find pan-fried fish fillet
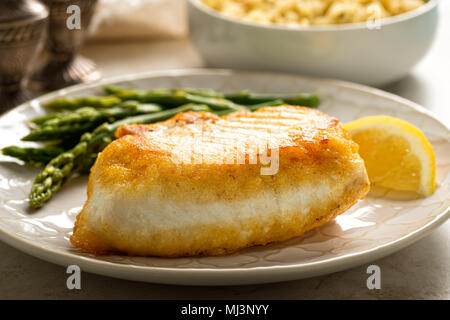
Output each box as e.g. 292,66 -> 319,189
71,105 -> 369,256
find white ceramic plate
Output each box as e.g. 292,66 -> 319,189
0,69 -> 448,286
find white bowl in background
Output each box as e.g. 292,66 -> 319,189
188,0 -> 439,87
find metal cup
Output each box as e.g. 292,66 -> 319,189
30,0 -> 101,91
0,0 -> 48,112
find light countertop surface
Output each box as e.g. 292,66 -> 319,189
0,5 -> 449,300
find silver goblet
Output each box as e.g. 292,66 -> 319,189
0,0 -> 48,113
30,0 -> 101,91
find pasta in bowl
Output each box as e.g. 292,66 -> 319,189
188,0 -> 438,86
200,0 -> 427,27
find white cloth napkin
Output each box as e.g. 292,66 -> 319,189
90,0 -> 187,41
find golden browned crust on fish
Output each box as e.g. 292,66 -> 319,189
71,105 -> 369,256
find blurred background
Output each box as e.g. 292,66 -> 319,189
91,0 -> 187,41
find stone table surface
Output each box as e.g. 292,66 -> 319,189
0,6 -> 449,300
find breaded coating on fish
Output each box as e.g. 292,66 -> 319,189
71,105 -> 369,256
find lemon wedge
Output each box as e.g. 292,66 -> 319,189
345,115 -> 436,197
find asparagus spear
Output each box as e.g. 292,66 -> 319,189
23,101 -> 162,142
214,99 -> 285,116
24,108 -> 106,142
29,113 -> 61,125
184,94 -> 245,111
103,86 -> 245,110
104,87 -> 188,107
28,104 -> 210,208
43,95 -> 122,111
30,100 -> 141,125
1,145 -> 65,167
28,142 -> 88,208
104,86 -> 221,100
224,90 -> 319,108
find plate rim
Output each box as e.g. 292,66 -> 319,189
0,68 -> 449,285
